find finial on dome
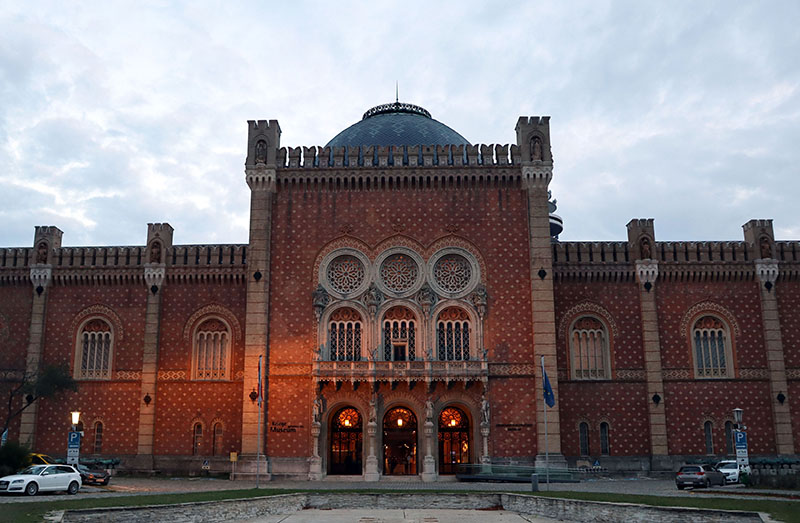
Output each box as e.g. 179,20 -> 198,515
396,81 -> 399,103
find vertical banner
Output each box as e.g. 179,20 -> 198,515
257,354 -> 263,407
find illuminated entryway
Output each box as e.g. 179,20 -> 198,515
438,406 -> 470,474
329,407 -> 362,475
383,407 -> 417,475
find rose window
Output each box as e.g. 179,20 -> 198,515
380,254 -> 418,293
327,255 -> 365,295
433,254 -> 471,293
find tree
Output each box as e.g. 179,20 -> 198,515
2,365 -> 77,439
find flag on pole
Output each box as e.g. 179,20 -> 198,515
542,358 -> 555,408
257,354 -> 263,407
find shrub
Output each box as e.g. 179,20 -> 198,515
0,441 -> 31,477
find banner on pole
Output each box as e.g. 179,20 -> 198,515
257,354 -> 263,407
542,357 -> 555,408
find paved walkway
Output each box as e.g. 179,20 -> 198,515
238,509 -> 557,522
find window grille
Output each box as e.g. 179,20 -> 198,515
328,308 -> 362,361
693,316 -> 731,378
194,319 -> 230,380
570,317 -> 609,379
579,422 -> 590,456
383,307 -> 416,361
436,307 -> 470,361
212,423 -> 223,456
76,319 -> 113,379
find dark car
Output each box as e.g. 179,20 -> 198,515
75,464 -> 110,486
675,464 -> 725,489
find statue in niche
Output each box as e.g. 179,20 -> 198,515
312,285 -> 330,321
425,399 -> 434,422
640,237 -> 651,260
480,395 -> 490,425
369,396 -> 377,424
149,241 -> 161,264
416,283 -> 435,315
35,242 -> 48,264
255,140 -> 267,164
312,396 -> 322,424
365,283 -> 383,317
530,136 -> 543,161
760,236 -> 772,259
471,284 -> 488,318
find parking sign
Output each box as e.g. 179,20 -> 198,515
734,431 -> 747,450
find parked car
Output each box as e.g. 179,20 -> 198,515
715,460 -> 740,483
76,464 -> 111,486
0,464 -> 81,496
675,464 -> 726,489
28,453 -> 58,465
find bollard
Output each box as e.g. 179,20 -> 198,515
531,473 -> 539,492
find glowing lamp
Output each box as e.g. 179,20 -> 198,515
450,419 -> 457,427
344,419 -> 351,427
71,411 -> 81,426
397,418 -> 403,427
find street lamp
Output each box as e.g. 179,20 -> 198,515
71,411 -> 80,430
733,407 -> 743,428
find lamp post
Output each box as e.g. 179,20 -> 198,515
67,411 -> 82,466
732,407 -> 750,475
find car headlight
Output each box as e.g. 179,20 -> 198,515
11,480 -> 23,484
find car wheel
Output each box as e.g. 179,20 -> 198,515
25,482 -> 39,496
67,481 -> 79,495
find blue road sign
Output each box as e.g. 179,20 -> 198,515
735,431 -> 747,450
68,431 -> 81,448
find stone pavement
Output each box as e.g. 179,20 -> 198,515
238,509 -> 557,522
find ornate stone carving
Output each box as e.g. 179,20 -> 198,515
424,399 -> 434,422
470,284 -> 488,319
144,264 -> 165,288
530,136 -> 542,161
30,266 -> 52,291
755,259 -> 779,285
368,395 -> 377,424
364,283 -> 383,317
312,395 -> 322,424
149,241 -> 162,264
312,284 -> 330,321
338,223 -> 354,235
679,301 -> 740,338
759,236 -> 772,259
255,139 -> 267,164
182,304 -> 242,342
35,242 -> 49,264
480,394 -> 490,426
416,283 -> 436,316
635,259 -> 658,288
640,237 -> 652,260
558,301 -> 619,339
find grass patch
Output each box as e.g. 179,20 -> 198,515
2,488 -> 797,523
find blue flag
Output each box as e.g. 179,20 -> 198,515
542,363 -> 555,408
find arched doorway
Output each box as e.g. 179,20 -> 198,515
383,407 -> 417,475
438,406 -> 470,474
329,407 -> 363,475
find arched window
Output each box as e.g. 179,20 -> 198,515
330,407 -> 363,475
579,422 -> 590,456
704,421 -> 714,454
93,422 -> 103,454
192,423 -> 203,456
599,422 -> 610,456
383,307 -> 416,361
212,423 -> 223,456
725,421 -> 734,455
75,319 -> 113,379
193,318 -> 231,380
436,307 -> 470,361
570,317 -> 610,379
692,316 -> 732,378
329,308 -> 363,361
438,407 -> 470,474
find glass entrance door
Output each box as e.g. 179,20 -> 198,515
438,407 -> 470,474
383,407 -> 417,475
329,407 -> 362,475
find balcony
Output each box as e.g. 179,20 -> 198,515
313,357 -> 488,385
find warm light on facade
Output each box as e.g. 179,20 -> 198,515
71,411 -> 81,426
450,419 -> 457,427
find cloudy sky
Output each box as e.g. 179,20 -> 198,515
2,1 -> 799,247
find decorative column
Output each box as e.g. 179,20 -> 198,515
516,116 -> 565,467
364,394 -> 379,481
744,220 -> 795,454
308,421 -> 322,480
421,398 -> 436,482
628,219 -> 669,469
480,391 -> 491,467
134,223 -> 172,470
240,120 -> 279,478
19,226 -> 62,447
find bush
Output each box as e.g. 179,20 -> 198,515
0,441 -> 31,477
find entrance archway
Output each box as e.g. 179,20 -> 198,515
438,406 -> 470,474
329,407 -> 363,475
383,407 -> 417,475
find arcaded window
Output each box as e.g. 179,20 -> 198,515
579,422 -> 590,456
93,422 -> 103,454
704,421 -> 714,454
192,423 -> 203,456
212,423 -> 223,456
329,308 -> 363,361
193,318 -> 231,380
436,307 -> 470,361
599,422 -> 610,456
75,319 -> 113,380
383,307 -> 417,361
569,316 -> 610,379
692,316 -> 732,378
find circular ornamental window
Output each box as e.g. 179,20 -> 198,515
380,254 -> 419,294
327,255 -> 366,295
433,254 -> 472,293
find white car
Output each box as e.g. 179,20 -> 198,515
715,460 -> 750,484
0,464 -> 82,495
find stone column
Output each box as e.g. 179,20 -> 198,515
628,219 -> 669,469
422,418 -> 436,482
744,220 -> 795,454
19,226 -> 63,447
134,223 -> 172,469
516,116 -> 564,466
308,421 -> 322,480
241,120 -> 280,475
364,421 -> 379,481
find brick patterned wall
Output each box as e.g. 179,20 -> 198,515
790,381 -> 800,454
0,284 -> 32,440
489,377 -> 537,457
777,280 -> 800,368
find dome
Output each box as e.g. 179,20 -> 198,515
325,102 -> 470,149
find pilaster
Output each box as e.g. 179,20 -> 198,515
134,223 -> 173,466
19,226 -> 63,447
744,220 -> 794,454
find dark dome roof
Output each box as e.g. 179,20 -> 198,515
325,102 -> 470,148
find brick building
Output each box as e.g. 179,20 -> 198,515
1,101 -> 797,478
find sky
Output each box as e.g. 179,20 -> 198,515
1,1 -> 799,247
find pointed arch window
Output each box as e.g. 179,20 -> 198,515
193,318 -> 231,380
75,319 -> 113,379
692,316 -> 733,378
570,317 -> 610,379
704,421 -> 714,454
436,307 -> 470,361
599,422 -> 610,456
329,308 -> 363,361
579,422 -> 590,456
192,423 -> 203,456
383,306 -> 416,361
212,423 -> 223,456
93,422 -> 103,454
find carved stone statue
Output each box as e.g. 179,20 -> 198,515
417,283 -> 436,315
312,284 -> 330,321
365,283 -> 383,317
35,242 -> 48,264
482,347 -> 489,361
312,396 -> 322,423
531,136 -> 542,161
760,236 -> 771,259
425,399 -> 434,422
480,395 -> 490,425
640,237 -> 651,260
255,140 -> 267,163
471,284 -> 488,318
369,397 -> 377,424
149,241 -> 162,264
